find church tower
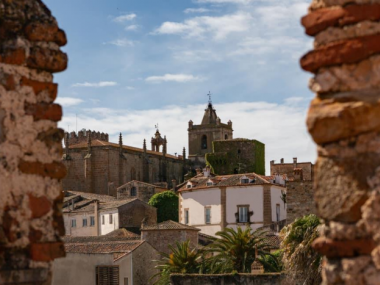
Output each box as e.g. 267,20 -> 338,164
188,97 -> 233,168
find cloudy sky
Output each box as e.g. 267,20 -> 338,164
45,0 -> 316,173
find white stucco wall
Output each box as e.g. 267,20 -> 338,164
227,224 -> 263,232
115,253 -> 132,285
226,185 -> 264,224
180,188 -> 221,227
100,209 -> 119,235
64,212 -> 96,236
271,186 -> 287,222
194,225 -> 222,236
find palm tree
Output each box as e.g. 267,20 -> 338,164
280,214 -> 322,285
206,226 -> 275,273
151,240 -> 204,285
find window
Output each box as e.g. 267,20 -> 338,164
71,219 -> 76,228
109,214 -> 113,224
82,218 -> 87,227
102,215 -> 105,225
130,187 -> 137,196
184,209 -> 189,225
186,184 -> 192,189
206,182 -> 213,186
241,178 -> 249,184
90,216 -> 95,226
201,135 -> 207,149
205,207 -> 211,224
238,206 -> 249,223
225,134 -> 228,140
96,266 -> 119,285
276,204 -> 280,222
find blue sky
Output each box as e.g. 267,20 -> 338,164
46,0 -> 316,172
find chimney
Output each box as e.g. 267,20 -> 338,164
196,168 -> 201,175
293,157 -> 297,168
172,179 -> 177,191
203,166 -> 211,178
71,199 -> 75,211
94,200 -> 99,236
280,158 -> 284,164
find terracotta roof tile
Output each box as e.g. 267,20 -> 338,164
141,220 -> 200,231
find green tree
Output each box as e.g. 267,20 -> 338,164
280,214 -> 321,285
148,191 -> 178,223
206,227 -> 274,273
152,240 -> 204,285
258,250 -> 283,273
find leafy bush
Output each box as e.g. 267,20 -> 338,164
148,191 -> 178,223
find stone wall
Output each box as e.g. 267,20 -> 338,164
117,181 -> 156,203
65,130 -> 109,146
286,180 -> 315,224
0,1 -> 67,284
270,159 -> 314,181
141,229 -> 198,254
118,201 -> 157,228
170,273 -> 284,285
301,1 -> 380,283
132,241 -> 160,285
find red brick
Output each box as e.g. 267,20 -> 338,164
302,4 -> 380,36
300,33 -> 380,73
0,73 -> 16,91
28,194 -> 51,219
28,228 -> 43,243
0,48 -> 26,65
0,20 -> 23,41
30,242 -> 65,261
25,103 -> 62,122
21,77 -> 57,101
27,47 -> 68,73
24,21 -> 67,47
312,237 -> 376,257
18,160 -> 67,180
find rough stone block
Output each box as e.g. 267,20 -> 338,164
30,242 -> 65,262
24,103 -> 62,122
27,47 -> 67,73
28,194 -> 52,219
21,77 -> 58,101
313,237 -> 375,257
18,160 -> 67,180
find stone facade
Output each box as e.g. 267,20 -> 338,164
62,130 -> 186,195
301,1 -> 380,283
0,1 -> 67,284
270,158 -> 314,181
206,139 -> 265,175
188,103 -> 233,168
117,180 -> 166,203
286,179 -> 315,224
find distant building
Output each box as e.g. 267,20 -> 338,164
270,157 -> 314,181
62,129 -> 186,195
63,191 -> 157,236
117,180 -> 166,203
52,236 -> 158,285
178,170 -> 286,237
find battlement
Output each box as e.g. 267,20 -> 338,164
65,129 -> 109,146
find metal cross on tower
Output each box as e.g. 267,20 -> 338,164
207,91 -> 212,104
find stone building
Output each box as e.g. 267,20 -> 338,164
270,157 -> 314,181
188,102 -> 233,168
206,138 -> 265,175
141,220 -> 200,254
62,129 -> 186,196
117,180 -> 166,203
63,191 -> 157,236
178,170 -> 286,237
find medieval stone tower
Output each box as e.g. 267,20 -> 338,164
188,102 -> 233,168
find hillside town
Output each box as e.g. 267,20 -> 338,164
2,0 -> 380,285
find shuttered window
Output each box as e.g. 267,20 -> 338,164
96,266 -> 119,285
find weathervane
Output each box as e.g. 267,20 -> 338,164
207,91 -> 212,104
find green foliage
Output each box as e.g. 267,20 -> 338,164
254,140 -> 265,175
258,250 -> 283,273
148,191 -> 178,223
280,214 -> 322,285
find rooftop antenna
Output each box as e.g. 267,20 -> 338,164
207,91 -> 212,104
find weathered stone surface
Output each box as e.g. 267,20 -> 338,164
25,103 -> 62,122
301,33 -> 380,73
321,221 -> 369,240
302,4 -> 380,36
314,157 -> 369,222
21,77 -> 58,101
310,0 -> 380,11
307,95 -> 380,144
30,242 -> 65,262
313,237 -> 375,257
28,194 -> 51,219
18,160 -> 67,180
341,256 -> 372,285
0,48 -> 26,65
27,47 -> 67,73
24,21 -> 67,46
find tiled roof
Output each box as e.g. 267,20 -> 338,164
68,139 -> 180,160
65,191 -> 117,202
117,180 -> 165,190
63,234 -> 140,244
105,228 -> 140,239
266,234 -> 281,249
141,220 -> 200,231
64,240 -> 144,261
179,173 -> 285,192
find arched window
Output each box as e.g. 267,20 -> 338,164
130,167 -> 136,180
201,135 -> 207,149
225,134 -> 228,140
130,187 -> 137,196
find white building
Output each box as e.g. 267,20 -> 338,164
63,191 -> 157,236
178,172 -> 286,237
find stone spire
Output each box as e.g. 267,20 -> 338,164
182,147 -> 186,160
87,133 -> 92,154
143,139 -> 147,153
163,136 -> 167,156
119,133 -> 123,155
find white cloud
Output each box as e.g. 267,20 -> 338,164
59,100 -> 316,174
103,38 -> 136,47
55,97 -> 84,107
113,13 -> 136,22
145,74 -> 204,83
125,24 -> 139,31
184,8 -> 211,14
154,13 -> 252,40
72,81 -> 117,88
126,86 -> 135,90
